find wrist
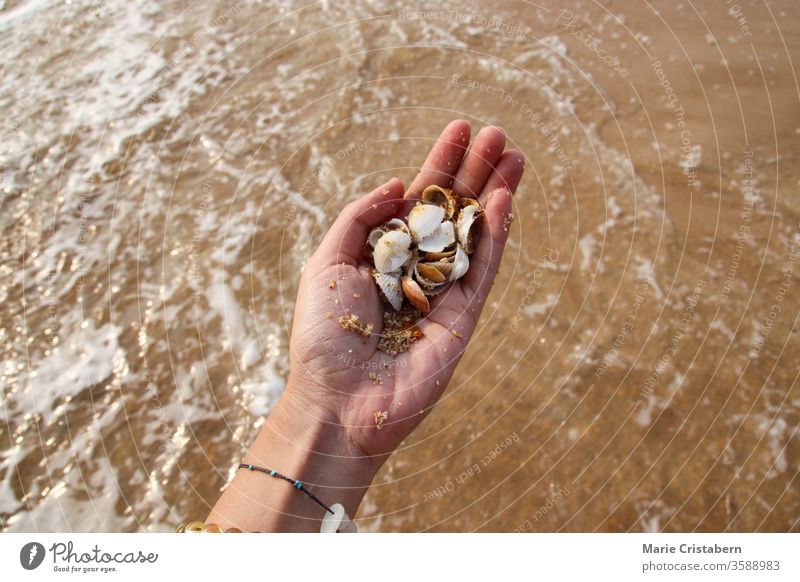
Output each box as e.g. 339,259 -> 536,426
267,381 -> 383,488
208,377 -> 382,532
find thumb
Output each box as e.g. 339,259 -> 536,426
314,177 -> 406,267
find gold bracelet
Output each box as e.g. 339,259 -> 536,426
176,521 -> 242,533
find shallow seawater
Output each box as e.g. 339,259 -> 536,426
0,0 -> 798,532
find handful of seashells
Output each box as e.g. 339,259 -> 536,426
367,185 -> 483,316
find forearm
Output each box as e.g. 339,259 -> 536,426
207,381 -> 381,532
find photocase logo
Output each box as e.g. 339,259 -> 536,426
20,542 -> 46,570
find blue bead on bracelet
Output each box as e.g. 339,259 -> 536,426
238,463 -> 334,515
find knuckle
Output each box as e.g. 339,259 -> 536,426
341,201 -> 360,220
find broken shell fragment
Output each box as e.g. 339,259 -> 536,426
408,203 -> 445,241
373,229 -> 412,273
372,271 -> 404,311
417,220 -> 455,252
459,196 -> 481,209
456,204 -> 483,254
449,244 -> 469,281
401,276 -> 430,314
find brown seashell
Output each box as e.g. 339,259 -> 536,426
401,276 -> 430,314
423,248 -> 456,261
383,218 -> 410,235
428,260 -> 453,279
417,262 -> 447,284
415,273 -> 439,291
458,196 -> 481,209
415,278 -> 437,293
423,281 -> 451,296
422,185 -> 458,219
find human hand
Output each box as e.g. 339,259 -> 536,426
285,119 -> 525,462
209,120 -> 524,531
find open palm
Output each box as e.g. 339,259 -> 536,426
286,120 -> 524,462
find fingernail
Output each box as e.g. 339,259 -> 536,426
480,125 -> 504,136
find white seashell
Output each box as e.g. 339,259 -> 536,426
408,203 -> 445,242
372,271 -> 404,311
403,254 -> 419,280
384,218 -> 410,234
417,220 -> 455,252
368,218 -> 409,248
449,244 -> 469,281
373,230 -> 412,273
368,227 -> 385,248
368,189 -> 485,308
456,204 -> 482,252
321,503 -> 356,533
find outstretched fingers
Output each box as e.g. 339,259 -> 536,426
405,119 -> 471,200
451,125 -> 506,199
314,177 -> 406,267
426,148 -> 524,339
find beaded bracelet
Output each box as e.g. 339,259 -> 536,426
239,463 -> 357,533
177,463 -> 358,533
238,463 -> 335,516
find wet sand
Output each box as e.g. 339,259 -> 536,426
0,0 -> 798,532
